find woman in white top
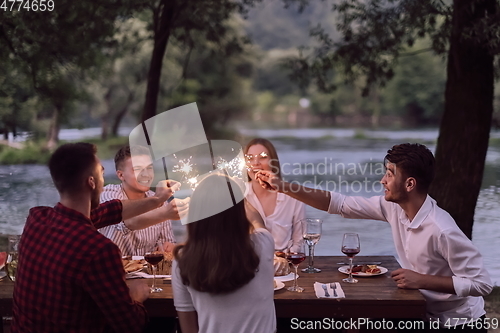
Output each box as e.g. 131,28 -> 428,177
244,138 -> 305,252
172,173 -> 276,333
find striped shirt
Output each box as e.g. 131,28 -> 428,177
98,184 -> 175,256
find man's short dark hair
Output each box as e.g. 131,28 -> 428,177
385,143 -> 435,192
48,142 -> 98,195
114,145 -> 151,171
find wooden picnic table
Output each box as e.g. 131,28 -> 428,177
0,255 -> 426,331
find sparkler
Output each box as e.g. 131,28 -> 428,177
171,148 -> 247,192
172,155 -> 200,190
215,149 -> 246,179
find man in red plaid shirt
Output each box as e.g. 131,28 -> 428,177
11,142 -> 179,333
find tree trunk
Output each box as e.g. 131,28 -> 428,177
429,0 -> 495,239
141,0 -> 177,123
111,91 -> 134,137
46,105 -> 61,150
101,87 -> 114,140
101,114 -> 109,141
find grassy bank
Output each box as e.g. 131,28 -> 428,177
0,136 -> 128,165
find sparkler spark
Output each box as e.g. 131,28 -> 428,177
172,149 -> 246,191
172,156 -> 199,190
215,150 -> 246,179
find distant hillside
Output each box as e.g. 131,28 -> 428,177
242,0 -> 338,50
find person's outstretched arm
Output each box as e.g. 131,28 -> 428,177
255,170 -> 331,211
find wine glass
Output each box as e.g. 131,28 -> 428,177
341,233 -> 360,284
286,242 -> 306,292
144,241 -> 165,293
301,218 -> 323,273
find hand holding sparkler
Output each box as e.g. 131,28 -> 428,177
165,197 -> 190,220
155,179 -> 181,203
254,170 -> 282,192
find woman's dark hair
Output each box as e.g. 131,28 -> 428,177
243,138 -> 281,181
173,174 -> 259,294
48,142 -> 98,195
384,143 -> 435,193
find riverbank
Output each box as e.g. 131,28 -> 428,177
0,136 -> 128,165
2,127 -> 499,165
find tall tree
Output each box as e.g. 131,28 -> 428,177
0,0 -> 144,148
282,0 -> 499,238
140,0 -> 257,122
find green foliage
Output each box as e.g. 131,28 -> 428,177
80,18 -> 152,137
0,60 -> 38,136
158,16 -> 255,138
310,93 -> 340,122
0,136 -> 130,165
84,136 -> 129,160
244,0 -> 338,50
280,0 -> 454,94
252,49 -> 301,96
353,129 -> 367,139
0,0 -> 149,141
382,40 -> 446,125
0,142 -> 51,165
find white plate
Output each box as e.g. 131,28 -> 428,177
274,280 -> 285,291
274,272 -> 298,282
338,265 -> 388,277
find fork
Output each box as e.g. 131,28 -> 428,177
322,284 -> 330,297
330,282 -> 337,297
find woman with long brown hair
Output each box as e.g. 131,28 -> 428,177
172,173 -> 276,333
244,138 -> 305,252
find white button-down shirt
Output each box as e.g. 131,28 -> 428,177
328,192 -> 492,325
246,184 -> 305,252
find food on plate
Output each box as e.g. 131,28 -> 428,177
273,280 -> 277,289
275,251 -> 287,259
145,251 -> 174,275
365,265 -> 381,274
351,265 -> 363,273
273,255 -> 290,276
349,264 -> 381,274
122,258 -> 145,273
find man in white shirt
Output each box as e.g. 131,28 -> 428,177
256,143 -> 492,331
99,145 -> 189,256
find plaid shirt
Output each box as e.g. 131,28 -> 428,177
11,200 -> 148,333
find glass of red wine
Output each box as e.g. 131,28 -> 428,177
145,242 -> 165,293
286,243 -> 306,292
341,233 -> 360,284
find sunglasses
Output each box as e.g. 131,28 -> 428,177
244,151 -> 269,161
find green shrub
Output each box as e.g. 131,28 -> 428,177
0,142 -> 51,165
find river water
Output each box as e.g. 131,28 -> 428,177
1,127 -> 499,285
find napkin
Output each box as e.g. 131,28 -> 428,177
126,271 -> 171,280
314,282 -> 345,299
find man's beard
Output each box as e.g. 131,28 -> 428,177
388,183 -> 409,204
